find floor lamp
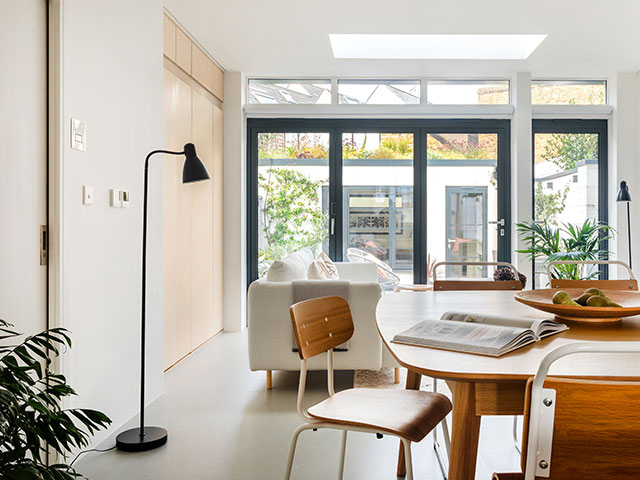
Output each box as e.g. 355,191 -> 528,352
616,180 -> 632,270
116,143 -> 210,452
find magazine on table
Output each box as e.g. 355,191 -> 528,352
391,311 -> 569,357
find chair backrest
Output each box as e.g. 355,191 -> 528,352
546,260 -> 638,291
432,261 -> 523,291
521,342 -> 640,480
289,296 -> 354,360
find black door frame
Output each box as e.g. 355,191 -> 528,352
531,119 -> 609,286
247,118 -> 511,286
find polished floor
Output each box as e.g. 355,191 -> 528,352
77,331 -> 521,479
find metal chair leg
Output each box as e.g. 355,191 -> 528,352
512,416 -> 521,454
285,424 -> 314,480
338,430 -> 347,480
433,378 -> 449,479
401,438 -> 413,480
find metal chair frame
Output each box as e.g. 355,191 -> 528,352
524,341 -> 640,480
285,350 -> 415,480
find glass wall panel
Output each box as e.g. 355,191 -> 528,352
257,132 -> 329,276
338,80 -> 420,105
342,133 -> 414,288
531,80 -> 606,105
426,133 -> 499,280
427,80 -> 510,105
533,131 -> 600,286
248,79 -> 331,104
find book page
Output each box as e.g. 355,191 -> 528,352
441,310 -> 537,330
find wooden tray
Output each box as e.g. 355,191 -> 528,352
514,288 -> 640,323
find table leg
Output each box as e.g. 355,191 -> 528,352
448,381 -> 481,480
396,369 -> 422,477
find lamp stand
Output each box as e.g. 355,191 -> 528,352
116,150 -> 180,452
627,201 -> 632,270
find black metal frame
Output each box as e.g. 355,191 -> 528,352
531,119 -> 609,286
247,118 -> 512,286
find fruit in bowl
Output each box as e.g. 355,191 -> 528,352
552,288 -> 622,308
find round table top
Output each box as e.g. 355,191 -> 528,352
376,291 -> 640,382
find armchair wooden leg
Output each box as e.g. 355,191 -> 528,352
394,367 -> 400,384
266,370 -> 272,390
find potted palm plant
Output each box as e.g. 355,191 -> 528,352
0,319 -> 111,479
516,219 -> 614,281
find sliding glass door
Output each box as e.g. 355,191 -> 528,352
248,120 -> 510,286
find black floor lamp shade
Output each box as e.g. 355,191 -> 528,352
116,143 -> 209,452
616,180 -> 632,270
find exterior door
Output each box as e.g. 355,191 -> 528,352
0,1 -> 48,336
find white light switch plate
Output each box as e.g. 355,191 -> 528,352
71,118 -> 86,151
110,188 -> 122,207
82,185 -> 94,205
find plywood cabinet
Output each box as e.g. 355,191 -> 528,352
164,14 -> 224,102
162,13 -> 225,369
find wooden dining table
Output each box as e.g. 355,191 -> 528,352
376,290 -> 640,480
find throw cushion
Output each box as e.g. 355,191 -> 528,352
308,260 -> 330,280
318,251 -> 339,279
266,247 -> 315,282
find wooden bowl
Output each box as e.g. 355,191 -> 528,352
514,288 -> 640,323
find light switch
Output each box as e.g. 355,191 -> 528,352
110,188 -> 122,207
82,185 -> 94,205
71,118 -> 86,151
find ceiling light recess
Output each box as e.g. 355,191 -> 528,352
329,34 -> 547,60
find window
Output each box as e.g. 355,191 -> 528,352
531,80 -> 606,105
338,80 -> 420,105
426,80 -> 509,105
248,79 -> 331,104
532,120 -> 608,287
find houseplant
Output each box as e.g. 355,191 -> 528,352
516,219 -> 614,280
0,319 -> 111,479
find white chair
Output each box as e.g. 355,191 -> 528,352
285,296 -> 452,480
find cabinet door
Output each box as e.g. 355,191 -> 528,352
190,89 -> 216,347
163,15 -> 176,61
163,69 -> 193,368
212,105 -> 224,334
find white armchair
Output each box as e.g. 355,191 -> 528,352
247,261 -> 399,388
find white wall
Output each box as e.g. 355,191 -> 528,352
222,72 -> 246,331
56,0 -> 164,446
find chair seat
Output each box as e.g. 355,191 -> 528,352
307,388 -> 452,443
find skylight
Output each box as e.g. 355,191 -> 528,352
329,34 -> 547,60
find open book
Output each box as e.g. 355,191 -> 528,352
391,311 -> 569,357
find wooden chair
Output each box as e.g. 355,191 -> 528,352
285,296 -> 452,480
492,341 -> 640,480
433,261 -> 524,291
546,260 -> 637,290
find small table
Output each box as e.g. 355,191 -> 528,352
376,291 -> 640,480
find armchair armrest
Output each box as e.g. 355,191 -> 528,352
335,262 -> 377,282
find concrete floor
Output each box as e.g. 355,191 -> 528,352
76,330 -> 521,479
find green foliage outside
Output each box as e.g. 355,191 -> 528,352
342,134 -> 413,160
258,168 -> 328,274
426,136 -> 496,160
534,182 -> 569,225
0,320 -> 111,480
541,133 -> 598,171
516,219 -> 614,281
258,133 -> 328,160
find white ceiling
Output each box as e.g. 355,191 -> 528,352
165,0 -> 640,78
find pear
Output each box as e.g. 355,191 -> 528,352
553,290 -> 580,306
584,287 -> 606,298
574,293 -> 592,306
586,295 -> 608,307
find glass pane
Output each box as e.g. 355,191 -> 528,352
248,79 -> 331,104
427,80 -> 509,105
531,80 -> 606,105
257,133 -> 329,276
342,133 -> 414,289
533,132 -> 600,286
338,80 -> 420,105
426,133 -> 499,281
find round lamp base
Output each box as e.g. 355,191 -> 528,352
116,426 -> 168,452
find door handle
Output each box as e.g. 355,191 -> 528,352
330,218 -> 335,235
488,218 -> 505,226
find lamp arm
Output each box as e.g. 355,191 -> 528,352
138,148 -> 183,437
